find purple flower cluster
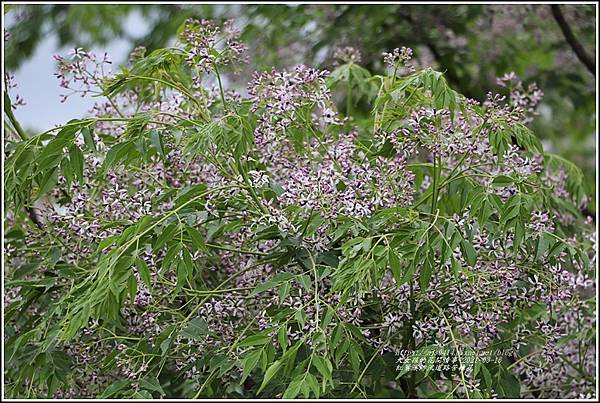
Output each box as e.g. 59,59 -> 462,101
248,64 -> 341,146
332,46 -> 362,65
279,131 -> 415,219
485,73 -> 544,127
502,144 -> 544,176
399,106 -> 487,158
53,49 -> 112,103
382,47 -> 415,73
496,72 -> 544,123
179,18 -> 247,74
4,73 -> 26,109
527,210 -> 554,235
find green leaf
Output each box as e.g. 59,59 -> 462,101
99,379 -> 129,398
12,261 -> 41,279
176,258 -> 190,291
4,91 -> 13,114
238,334 -> 271,347
112,255 -> 135,284
257,360 -> 282,393
513,219 -> 525,252
36,124 -> 78,166
398,261 -> 415,287
348,344 -> 361,376
101,141 -> 135,173
124,112 -> 151,139
278,326 -> 289,352
186,226 -> 206,252
335,338 -> 350,365
294,309 -> 307,328
68,144 -> 84,183
492,175 -> 514,187
388,248 -> 402,283
298,274 -> 312,292
512,123 -> 543,153
312,355 -> 332,380
159,329 -> 175,362
136,257 -> 152,288
251,272 -> 295,296
139,377 -> 165,396
283,376 -> 303,399
149,130 -> 167,158
173,183 -> 208,207
535,233 -> 550,262
501,195 -> 521,227
361,237 -> 372,252
180,317 -> 209,339
451,257 -> 461,277
81,127 -> 97,153
35,167 -> 59,199
127,274 -> 137,304
97,235 -> 119,251
419,248 -> 434,289
162,242 -> 182,272
460,240 -> 477,267
498,370 -> 521,398
61,156 -> 73,187
132,390 -> 153,399
182,247 -> 193,277
241,349 -> 262,383
278,281 -> 291,302
481,364 -> 492,388
46,375 -> 60,398
304,372 -> 320,398
331,324 -> 344,349
322,307 -> 334,329
153,223 -> 180,252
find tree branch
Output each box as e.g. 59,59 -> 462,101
550,5 -> 595,76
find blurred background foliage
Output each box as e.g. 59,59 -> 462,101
4,3 -> 596,209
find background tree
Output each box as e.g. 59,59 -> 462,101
5,4 -> 596,210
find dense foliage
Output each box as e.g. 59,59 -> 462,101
4,4 -> 597,202
3,17 -> 597,399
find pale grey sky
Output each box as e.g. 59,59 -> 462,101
10,11 -> 150,133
